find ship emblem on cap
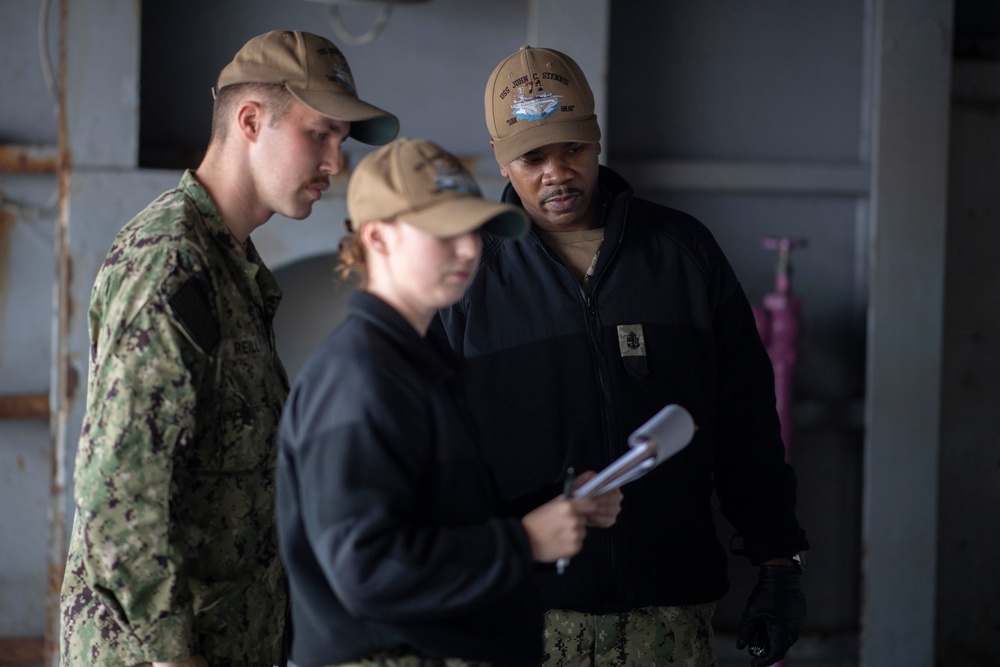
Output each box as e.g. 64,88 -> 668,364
512,89 -> 562,122
429,154 -> 482,197
318,46 -> 357,94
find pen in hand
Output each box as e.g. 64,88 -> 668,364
556,467 -> 575,575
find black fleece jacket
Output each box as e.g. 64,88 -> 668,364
277,291 -> 542,666
439,166 -> 808,614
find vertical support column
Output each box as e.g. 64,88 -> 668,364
862,1 -> 952,665
49,1 -> 142,664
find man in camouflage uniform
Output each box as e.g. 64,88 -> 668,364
60,31 -> 398,667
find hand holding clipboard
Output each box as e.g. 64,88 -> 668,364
556,404 -> 695,575
574,404 -> 696,499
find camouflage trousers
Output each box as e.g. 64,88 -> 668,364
541,604 -> 716,667
326,651 -> 492,667
129,661 -> 270,667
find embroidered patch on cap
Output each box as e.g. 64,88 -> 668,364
617,324 -> 646,357
318,46 -> 357,94
512,90 -> 563,122
428,152 -> 482,196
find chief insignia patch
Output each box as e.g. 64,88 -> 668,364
617,324 -> 646,357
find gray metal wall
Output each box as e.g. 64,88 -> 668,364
607,4 -> 871,662
2,1 -> 995,665
0,0 -> 61,657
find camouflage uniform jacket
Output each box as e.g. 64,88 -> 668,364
60,170 -> 289,667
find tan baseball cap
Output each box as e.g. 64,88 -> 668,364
347,138 -> 529,239
485,45 -> 601,166
217,30 -> 399,146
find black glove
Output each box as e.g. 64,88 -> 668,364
736,564 -> 806,667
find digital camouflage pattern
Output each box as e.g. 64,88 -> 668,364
60,171 -> 289,667
542,605 -> 716,667
328,650 -> 493,667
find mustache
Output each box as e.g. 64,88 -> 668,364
541,188 -> 581,204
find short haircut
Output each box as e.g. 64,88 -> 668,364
210,83 -> 296,144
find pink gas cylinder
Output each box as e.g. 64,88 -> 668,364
752,236 -> 806,461
750,236 -> 806,667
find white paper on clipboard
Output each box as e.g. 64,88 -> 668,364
573,404 -> 695,498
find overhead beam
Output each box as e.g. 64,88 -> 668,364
612,159 -> 871,196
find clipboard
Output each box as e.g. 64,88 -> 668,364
573,404 -> 695,498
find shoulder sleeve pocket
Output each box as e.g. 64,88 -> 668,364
167,277 -> 220,355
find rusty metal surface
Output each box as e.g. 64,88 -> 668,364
45,2 -> 70,664
0,638 -> 45,665
0,145 -> 59,175
0,212 -> 9,338
0,395 -> 50,420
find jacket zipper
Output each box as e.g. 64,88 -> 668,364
531,199 -> 631,600
531,234 -> 616,456
587,201 -> 629,602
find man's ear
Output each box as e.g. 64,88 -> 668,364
236,101 -> 264,142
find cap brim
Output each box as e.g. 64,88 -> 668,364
290,87 -> 400,146
493,115 -> 600,166
402,197 -> 529,239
